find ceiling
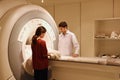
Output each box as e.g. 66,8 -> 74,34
28,0 -> 88,6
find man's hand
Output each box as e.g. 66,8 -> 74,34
72,54 -> 79,57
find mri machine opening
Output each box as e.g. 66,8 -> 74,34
21,19 -> 56,62
0,4 -> 59,80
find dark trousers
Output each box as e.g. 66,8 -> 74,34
34,68 -> 48,80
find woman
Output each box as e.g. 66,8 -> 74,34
31,26 -> 48,80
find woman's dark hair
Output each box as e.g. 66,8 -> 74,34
58,21 -> 68,28
32,26 -> 46,44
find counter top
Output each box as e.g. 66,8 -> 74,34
50,56 -> 120,66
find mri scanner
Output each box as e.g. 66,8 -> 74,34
0,1 -> 59,80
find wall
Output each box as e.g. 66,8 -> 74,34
81,0 -> 113,57
114,0 -> 120,17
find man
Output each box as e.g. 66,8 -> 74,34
58,21 -> 80,57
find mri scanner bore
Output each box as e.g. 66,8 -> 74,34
19,19 -> 56,61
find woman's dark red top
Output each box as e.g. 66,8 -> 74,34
31,39 -> 48,70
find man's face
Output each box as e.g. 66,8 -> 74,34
59,27 -> 67,33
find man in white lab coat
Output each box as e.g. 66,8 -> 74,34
58,21 -> 80,57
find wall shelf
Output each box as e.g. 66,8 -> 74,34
94,18 -> 120,57
94,38 -> 120,41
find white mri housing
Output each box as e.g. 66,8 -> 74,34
0,1 -> 58,80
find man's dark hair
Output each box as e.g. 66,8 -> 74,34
58,21 -> 68,28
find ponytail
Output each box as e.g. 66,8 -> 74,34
32,35 -> 38,44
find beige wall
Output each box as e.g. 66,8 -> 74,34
37,0 -> 120,57
81,0 -> 113,57
114,0 -> 120,17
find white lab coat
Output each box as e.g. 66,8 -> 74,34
58,30 -> 80,56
